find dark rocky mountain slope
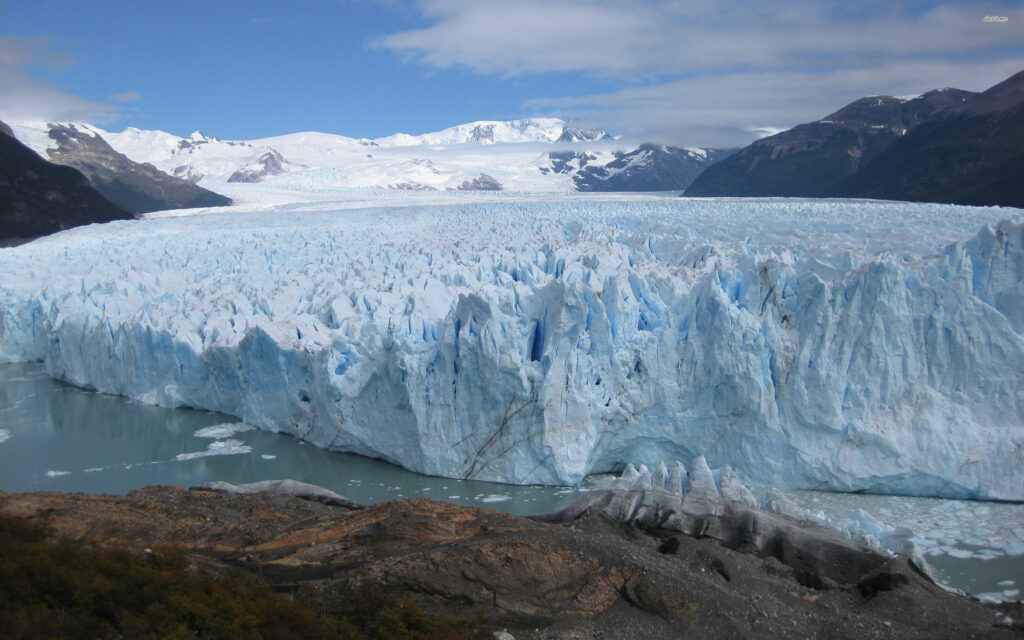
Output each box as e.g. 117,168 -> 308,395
0,121 -> 131,243
45,124 -> 232,213
686,89 -> 975,197
836,69 -> 1024,208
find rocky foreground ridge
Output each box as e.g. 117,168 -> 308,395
1,471 -> 1018,639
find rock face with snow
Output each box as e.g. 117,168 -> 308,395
1,196 -> 1023,500
0,120 -> 131,242
562,144 -> 735,192
557,126 -> 611,143
42,124 -> 232,213
227,149 -> 291,183
453,173 -> 502,191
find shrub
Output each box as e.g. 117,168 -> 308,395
0,514 -> 488,639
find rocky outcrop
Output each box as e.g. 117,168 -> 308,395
0,483 -> 1013,639
227,149 -> 290,183
388,181 -> 437,191
542,145 -> 735,192
539,457 -> 900,586
557,126 -> 611,143
0,120 -> 131,243
45,124 -> 232,213
454,173 -> 503,191
196,479 -> 362,508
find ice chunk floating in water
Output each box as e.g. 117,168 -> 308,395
175,439 -> 253,461
1,195 -> 1024,498
193,422 -> 256,439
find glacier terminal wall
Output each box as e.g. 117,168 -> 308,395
1,196 -> 1023,499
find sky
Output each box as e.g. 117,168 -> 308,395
1,0 -> 1022,147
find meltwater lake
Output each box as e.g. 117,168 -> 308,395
1,361 -> 1021,602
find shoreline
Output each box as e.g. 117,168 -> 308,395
1,483 -> 1019,638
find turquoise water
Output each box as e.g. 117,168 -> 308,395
0,362 -> 591,514
1,361 -> 1021,600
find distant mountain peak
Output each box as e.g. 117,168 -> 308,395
557,126 -> 611,143
373,117 -> 568,147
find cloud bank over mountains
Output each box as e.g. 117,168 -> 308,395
1,1 -> 1021,146
375,0 -> 1024,145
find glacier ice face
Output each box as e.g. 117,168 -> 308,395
1,194 -> 1024,499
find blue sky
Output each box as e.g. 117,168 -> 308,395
1,0 -> 1022,146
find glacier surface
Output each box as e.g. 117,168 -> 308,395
2,194 -> 1024,499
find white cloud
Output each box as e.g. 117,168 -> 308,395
0,35 -> 117,124
111,90 -> 142,103
376,0 -> 1024,144
0,35 -> 75,70
527,58 -> 1024,147
376,1 -> 1024,76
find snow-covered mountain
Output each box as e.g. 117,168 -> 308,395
371,117 -> 570,147
8,118 -> 724,194
6,122 -> 231,214
0,120 -> 132,241
542,144 -> 735,192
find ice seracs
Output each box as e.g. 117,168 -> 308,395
1,195 -> 1023,499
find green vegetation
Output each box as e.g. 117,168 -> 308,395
333,579 -> 488,640
0,514 -> 488,640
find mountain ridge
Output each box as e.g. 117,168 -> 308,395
0,120 -> 132,242
835,69 -> 1024,207
685,68 -> 1024,207
685,88 -> 975,197
10,117 -> 725,193
44,124 -> 233,213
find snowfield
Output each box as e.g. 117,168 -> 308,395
2,193 -> 1023,498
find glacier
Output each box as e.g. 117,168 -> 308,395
2,194 -> 1024,499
